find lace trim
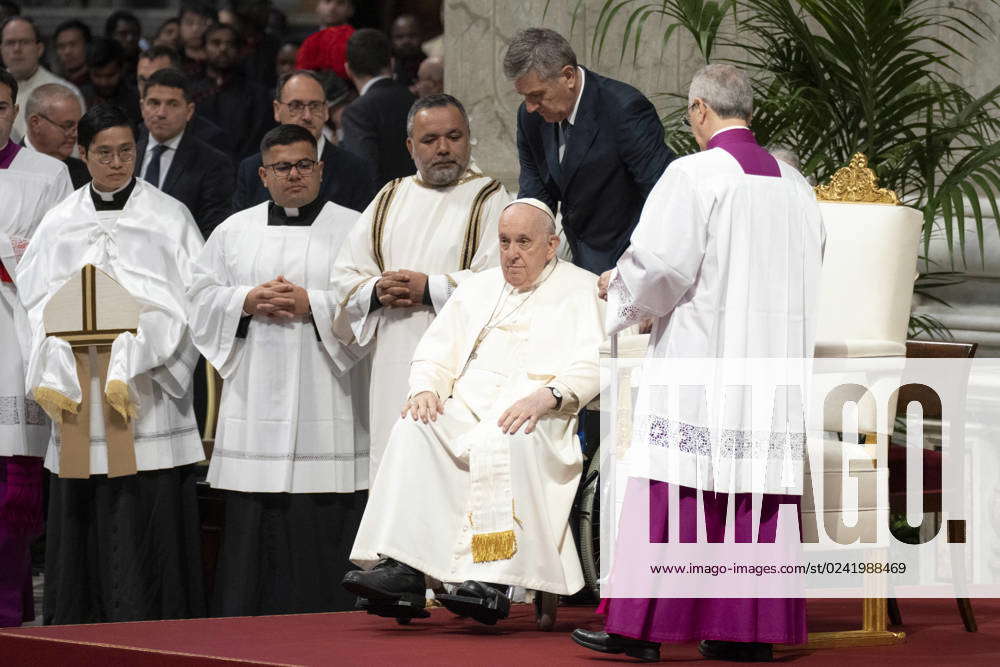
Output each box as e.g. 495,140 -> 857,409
638,414 -> 805,460
610,272 -> 651,325
214,448 -> 370,462
0,396 -> 48,426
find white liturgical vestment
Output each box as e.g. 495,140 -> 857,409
350,260 -> 604,594
0,148 -> 72,457
16,179 -> 205,474
187,201 -> 370,493
332,168 -> 510,476
606,135 -> 824,495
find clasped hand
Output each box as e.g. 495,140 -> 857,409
376,269 -> 428,308
243,275 -> 310,319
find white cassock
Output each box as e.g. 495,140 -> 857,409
350,260 -> 604,595
187,201 -> 370,493
606,141 -> 825,495
16,179 -> 205,474
333,167 -> 510,476
1,148 -> 73,457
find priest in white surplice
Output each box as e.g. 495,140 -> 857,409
188,124 -> 370,615
332,93 -> 510,477
343,200 -> 604,626
16,104 -> 206,625
572,64 -> 825,663
0,68 -> 73,628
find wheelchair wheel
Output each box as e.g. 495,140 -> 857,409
576,448 -> 601,598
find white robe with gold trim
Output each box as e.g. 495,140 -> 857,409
332,170 -> 509,477
16,179 -> 205,474
350,261 -> 604,594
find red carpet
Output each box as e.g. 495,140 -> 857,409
1,599 -> 998,665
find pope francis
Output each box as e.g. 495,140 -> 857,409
343,199 -> 604,625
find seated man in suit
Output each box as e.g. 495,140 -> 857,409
342,28 -> 416,188
137,67 -> 234,239
233,69 -> 375,213
503,28 -> 674,274
22,83 -> 90,188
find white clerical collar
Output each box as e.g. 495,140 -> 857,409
709,125 -> 750,140
92,179 -> 132,201
149,128 -> 184,152
566,67 -> 586,127
283,206 -> 300,217
23,134 -> 37,152
360,75 -> 391,96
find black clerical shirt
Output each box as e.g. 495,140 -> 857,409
237,196 -> 326,340
90,179 -> 137,211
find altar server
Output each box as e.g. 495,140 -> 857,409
189,123 -> 369,615
0,68 -> 72,628
332,93 -> 509,476
17,104 -> 206,624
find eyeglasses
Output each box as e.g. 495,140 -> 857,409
262,158 -> 317,178
36,112 -> 77,135
91,146 -> 136,165
280,100 -> 325,116
682,101 -> 700,127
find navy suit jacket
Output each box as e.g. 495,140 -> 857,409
137,128 -> 236,239
516,67 -> 674,273
233,140 -> 377,214
340,77 -> 416,189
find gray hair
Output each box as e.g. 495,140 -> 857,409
688,63 -> 753,122
406,93 -> 469,137
769,146 -> 799,170
25,83 -> 80,118
502,27 -> 577,81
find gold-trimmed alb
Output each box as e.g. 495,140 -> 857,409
371,178 -> 403,272
814,153 -> 899,205
460,179 -> 502,270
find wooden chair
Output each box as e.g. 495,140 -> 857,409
886,339 -> 978,632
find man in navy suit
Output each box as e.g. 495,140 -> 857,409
136,67 -> 234,239
504,28 -> 674,274
233,70 -> 376,213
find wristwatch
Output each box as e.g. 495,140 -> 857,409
547,386 -> 563,410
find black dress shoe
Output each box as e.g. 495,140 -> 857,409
571,628 -> 661,662
436,580 -> 511,625
698,640 -> 773,662
341,558 -> 429,620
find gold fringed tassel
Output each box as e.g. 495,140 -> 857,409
105,380 -> 137,421
471,529 -> 517,563
33,387 -> 79,424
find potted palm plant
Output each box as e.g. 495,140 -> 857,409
587,0 -> 1000,337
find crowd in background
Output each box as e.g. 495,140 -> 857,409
0,0 -> 446,239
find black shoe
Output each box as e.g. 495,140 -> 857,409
570,628 -> 661,662
698,640 -> 773,662
341,558 -> 429,620
436,580 -> 511,625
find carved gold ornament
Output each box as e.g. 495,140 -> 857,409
814,153 -> 899,205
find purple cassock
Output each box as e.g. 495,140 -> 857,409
599,127 -> 806,645
0,140 -> 45,627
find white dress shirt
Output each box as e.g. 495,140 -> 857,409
141,129 -> 184,187
558,67 -> 586,163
